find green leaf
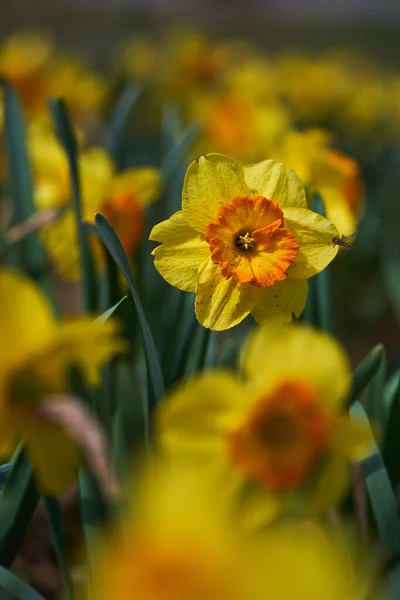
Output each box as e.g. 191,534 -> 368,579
161,122 -> 200,183
50,98 -> 97,312
302,192 -> 333,332
347,344 -> 385,407
108,85 -> 142,169
96,296 -> 127,323
0,80 -> 44,275
44,496 -> 74,599
0,450 -> 39,567
364,346 -> 387,426
0,566 -> 45,599
382,374 -> 400,492
94,214 -> 165,414
351,401 -> 400,559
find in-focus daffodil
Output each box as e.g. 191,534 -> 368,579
0,268 -> 124,494
150,153 -> 339,331
29,128 -> 161,279
157,324 -> 369,520
274,129 -> 363,235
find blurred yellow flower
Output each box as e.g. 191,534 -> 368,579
94,458 -> 359,600
157,324 -> 369,520
194,91 -> 290,163
0,31 -> 53,115
150,153 -> 338,331
43,55 -> 109,116
0,268 -> 124,494
113,36 -> 160,82
275,129 -> 363,235
276,53 -> 350,122
29,128 -> 161,279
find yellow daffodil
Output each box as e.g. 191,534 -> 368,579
193,91 -> 290,163
156,324 -> 369,521
93,459 -> 256,600
0,31 -> 53,115
29,128 -> 161,279
0,268 -> 124,494
113,36 -> 160,82
274,129 -> 363,235
150,153 -> 339,331
43,55 -> 109,116
93,458 -> 366,600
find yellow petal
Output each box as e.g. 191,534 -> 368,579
329,415 -> 371,460
284,206 -> 339,278
80,147 -> 115,218
242,324 -> 351,409
157,372 -> 245,457
195,259 -> 261,331
305,455 -> 350,517
150,211 -> 210,292
31,317 -> 126,389
23,418 -> 81,495
0,268 -> 54,370
322,187 -> 357,237
243,160 -> 307,208
251,278 -> 308,325
182,154 -> 251,233
107,167 -> 162,206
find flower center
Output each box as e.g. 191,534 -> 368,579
102,190 -> 144,253
235,231 -> 256,251
226,380 -> 332,491
205,195 -> 298,288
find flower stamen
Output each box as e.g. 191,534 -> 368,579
235,232 -> 256,251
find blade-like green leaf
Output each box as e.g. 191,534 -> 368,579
44,496 -> 74,599
302,192 -> 333,332
364,346 -> 387,426
348,344 -> 386,407
50,98 -> 97,312
0,450 -> 39,567
382,375 -> 400,491
0,565 -> 45,599
351,401 -> 400,559
0,80 -> 44,274
108,85 -> 142,169
94,213 -> 165,413
96,296 -> 127,323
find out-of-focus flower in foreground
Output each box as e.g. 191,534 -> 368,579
150,153 -> 339,330
0,268 -> 124,493
29,127 -> 161,279
93,459 -> 365,600
274,129 -> 363,235
157,324 -> 369,522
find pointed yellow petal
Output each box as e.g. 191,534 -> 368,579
329,415 -> 371,460
195,259 -> 261,331
242,324 -> 351,409
243,160 -> 307,208
305,456 -> 350,516
150,211 -> 210,292
251,278 -> 308,325
31,317 -> 125,389
322,187 -> 357,237
0,268 -> 54,369
157,372 -> 245,457
182,154 -> 251,233
284,207 -> 339,278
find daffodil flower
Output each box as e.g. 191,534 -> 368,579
29,128 -> 161,280
94,459 -> 363,600
150,153 -> 339,331
0,268 -> 125,494
156,324 -> 370,521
